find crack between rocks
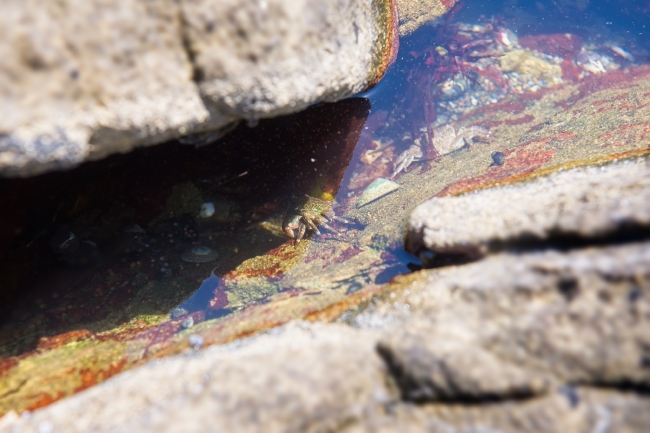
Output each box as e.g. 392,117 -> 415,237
422,226 -> 650,270
176,3 -> 203,85
374,341 -> 650,407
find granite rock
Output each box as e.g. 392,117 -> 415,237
357,243 -> 650,402
0,0 -> 461,177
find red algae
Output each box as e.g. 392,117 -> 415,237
561,59 -> 582,82
478,64 -> 509,89
0,358 -> 18,377
599,122 -> 650,147
440,0 -> 458,9
504,114 -> 535,126
25,391 -> 66,412
208,282 -> 229,310
571,66 -> 650,104
437,137 -> 556,197
591,93 -> 629,106
74,359 -> 128,392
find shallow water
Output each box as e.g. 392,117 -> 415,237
1,0 -> 650,415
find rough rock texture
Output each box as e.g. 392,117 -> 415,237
406,159 -> 650,259
1,323 -> 392,433
0,0 -> 214,177
0,0 -> 418,177
370,243 -> 650,401
395,0 -> 458,36
182,0 -> 396,118
4,243 -> 650,432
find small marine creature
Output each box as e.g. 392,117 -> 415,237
490,151 -> 505,166
356,178 -> 400,208
360,139 -> 393,165
282,195 -> 352,243
392,125 -> 490,177
610,46 -> 634,62
392,141 -> 424,178
181,316 -> 194,329
181,246 -> 219,263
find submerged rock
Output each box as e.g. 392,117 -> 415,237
500,49 -> 563,83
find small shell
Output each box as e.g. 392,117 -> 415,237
491,151 -> 506,166
181,246 -> 219,263
356,178 -> 400,208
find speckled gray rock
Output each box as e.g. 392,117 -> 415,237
0,0 -> 411,178
406,159 -> 650,259
355,242 -> 650,402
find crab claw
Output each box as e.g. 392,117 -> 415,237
283,226 -> 295,239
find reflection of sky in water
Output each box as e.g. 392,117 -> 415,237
178,273 -> 220,314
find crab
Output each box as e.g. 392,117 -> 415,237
392,125 -> 490,177
282,195 -> 352,243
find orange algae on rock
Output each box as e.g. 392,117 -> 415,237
36,330 -> 93,351
368,0 -> 401,87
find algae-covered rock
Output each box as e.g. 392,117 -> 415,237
500,49 -> 562,83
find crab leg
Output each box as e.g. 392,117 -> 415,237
295,223 -> 307,243
299,212 -> 322,235
315,220 -> 348,241
329,215 -> 352,224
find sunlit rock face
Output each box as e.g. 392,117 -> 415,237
0,0 -> 456,178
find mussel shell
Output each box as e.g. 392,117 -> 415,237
356,178 -> 400,208
181,246 -> 219,263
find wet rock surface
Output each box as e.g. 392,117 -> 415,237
2,3 -> 650,429
4,242 -> 650,432
371,243 -> 650,401
406,159 -> 650,260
